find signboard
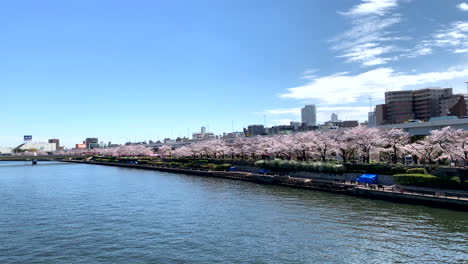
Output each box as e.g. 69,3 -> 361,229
75,144 -> 87,149
24,135 -> 32,141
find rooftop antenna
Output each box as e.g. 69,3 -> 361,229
465,81 -> 468,95
368,96 -> 373,112
263,115 -> 266,127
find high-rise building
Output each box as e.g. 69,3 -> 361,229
85,138 -> 99,149
301,105 -> 316,126
331,113 -> 338,122
48,139 -> 60,150
385,90 -> 414,124
245,125 -> 265,136
375,104 -> 387,126
412,88 -> 452,121
368,112 -> 376,127
380,87 -> 456,124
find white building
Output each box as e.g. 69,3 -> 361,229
0,147 -> 12,154
301,105 -> 317,126
192,126 -> 215,141
331,113 -> 338,122
16,142 -> 57,152
290,121 -> 301,130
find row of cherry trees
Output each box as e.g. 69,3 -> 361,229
13,144 -> 153,157
14,126 -> 467,165
171,126 -> 468,165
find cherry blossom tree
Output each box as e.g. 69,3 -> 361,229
406,136 -> 443,164
307,131 -> 333,162
329,130 -> 356,163
157,145 -> 173,157
381,128 -> 410,163
430,126 -> 468,164
345,126 -> 381,163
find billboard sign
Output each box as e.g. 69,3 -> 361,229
75,144 -> 87,149
24,135 -> 32,141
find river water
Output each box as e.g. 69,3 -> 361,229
0,161 -> 466,263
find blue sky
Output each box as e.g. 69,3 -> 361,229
1,0 -> 468,147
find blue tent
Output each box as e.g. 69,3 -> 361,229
356,174 -> 378,184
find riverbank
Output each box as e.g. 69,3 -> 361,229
66,160 -> 468,211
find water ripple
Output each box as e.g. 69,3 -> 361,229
0,161 -> 466,264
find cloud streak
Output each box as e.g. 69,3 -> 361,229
340,0 -> 398,16
331,0 -> 401,67
458,3 -> 468,11
280,67 -> 468,105
412,21 -> 468,55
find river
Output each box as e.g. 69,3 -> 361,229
0,161 -> 466,263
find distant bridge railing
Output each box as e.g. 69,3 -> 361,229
0,155 -> 82,161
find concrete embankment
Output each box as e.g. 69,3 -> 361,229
66,160 -> 468,211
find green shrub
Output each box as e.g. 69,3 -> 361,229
169,162 -> 181,167
451,176 -> 461,184
393,174 -> 437,186
406,168 -> 427,174
394,174 -> 468,190
255,159 -> 345,174
204,163 -> 216,170
215,164 -> 232,171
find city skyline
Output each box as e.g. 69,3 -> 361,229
1,0 -> 468,147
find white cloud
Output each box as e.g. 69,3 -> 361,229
302,69 -> 320,80
338,43 -> 396,65
455,48 -> 468,53
332,1 -> 402,66
458,3 -> 468,11
280,67 -> 468,105
341,0 -> 398,16
413,21 -> 468,55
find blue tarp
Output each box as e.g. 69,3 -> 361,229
356,174 -> 378,184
